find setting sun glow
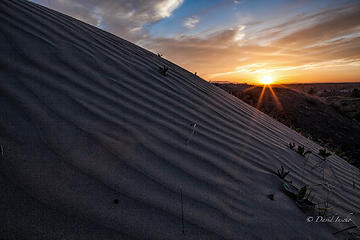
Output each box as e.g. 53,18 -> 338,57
260,75 -> 274,85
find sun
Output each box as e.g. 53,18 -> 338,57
260,75 -> 274,85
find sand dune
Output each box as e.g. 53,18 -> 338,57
0,0 -> 359,239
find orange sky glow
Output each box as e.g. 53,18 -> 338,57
31,0 -> 360,84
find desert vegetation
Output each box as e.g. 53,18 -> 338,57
158,65 -> 169,76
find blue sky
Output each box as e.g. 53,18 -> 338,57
29,0 -> 360,83
147,0 -> 353,37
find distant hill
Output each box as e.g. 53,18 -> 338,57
215,83 -> 360,167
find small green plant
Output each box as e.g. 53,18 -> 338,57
296,186 -> 308,200
288,143 -> 311,157
316,201 -> 332,217
295,128 -> 302,132
267,193 -> 275,200
316,184 -> 333,216
288,142 -> 295,150
296,145 -> 312,157
158,65 -> 169,76
318,149 -> 332,160
282,183 -> 315,209
275,166 -> 290,179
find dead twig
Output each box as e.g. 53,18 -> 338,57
185,123 -> 197,145
180,188 -> 185,234
332,225 -> 357,235
0,144 -> 3,159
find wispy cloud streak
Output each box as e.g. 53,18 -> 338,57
30,0 -> 360,83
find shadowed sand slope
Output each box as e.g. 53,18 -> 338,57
0,0 -> 359,239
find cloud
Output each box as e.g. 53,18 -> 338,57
32,0 -> 184,41
155,0 -> 183,18
211,59 -> 360,78
184,16 -> 199,29
30,0 -> 360,83
142,3 -> 360,82
273,4 -> 360,48
233,25 -> 245,42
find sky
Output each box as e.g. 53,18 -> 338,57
29,0 -> 360,84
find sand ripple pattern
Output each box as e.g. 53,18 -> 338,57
0,1 -> 359,239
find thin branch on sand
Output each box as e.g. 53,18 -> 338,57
180,188 -> 185,234
332,225 -> 357,235
185,123 -> 198,145
0,144 -> 4,159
